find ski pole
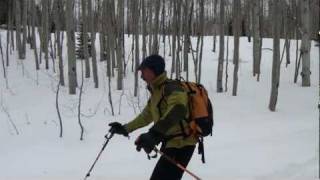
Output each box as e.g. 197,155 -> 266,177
84,132 -> 114,180
154,147 -> 202,180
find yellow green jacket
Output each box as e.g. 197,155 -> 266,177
124,72 -> 197,148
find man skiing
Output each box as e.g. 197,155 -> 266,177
109,54 -> 197,180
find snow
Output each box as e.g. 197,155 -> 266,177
0,30 -> 319,180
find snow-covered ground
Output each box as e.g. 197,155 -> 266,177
0,31 -> 319,180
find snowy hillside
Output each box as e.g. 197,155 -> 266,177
0,30 -> 319,180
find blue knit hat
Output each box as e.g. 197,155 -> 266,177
138,54 -> 165,76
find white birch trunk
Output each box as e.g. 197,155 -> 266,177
252,0 -> 262,80
66,0 -> 77,94
300,0 -> 311,86
81,0 -> 90,78
217,0 -> 225,92
269,0 -> 281,111
232,0 -> 241,96
88,0 -> 98,88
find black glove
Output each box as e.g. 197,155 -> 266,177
135,130 -> 162,154
108,122 -> 129,137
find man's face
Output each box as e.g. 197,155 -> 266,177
140,67 -> 156,84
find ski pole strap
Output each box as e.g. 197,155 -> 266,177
154,147 -> 202,180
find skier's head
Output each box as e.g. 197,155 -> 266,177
138,54 -> 165,83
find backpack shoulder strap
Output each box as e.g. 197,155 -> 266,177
162,79 -> 185,97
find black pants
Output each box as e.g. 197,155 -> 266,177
150,145 -> 195,180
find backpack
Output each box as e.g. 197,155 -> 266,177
161,79 -> 214,163
179,81 -> 214,138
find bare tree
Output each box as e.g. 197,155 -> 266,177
152,0 -> 161,54
212,0 -> 218,52
284,3 -> 291,67
31,0 -> 39,71
217,0 -> 225,92
81,0 -> 90,78
269,0 -> 281,111
133,0 -> 140,97
300,0 -> 311,86
0,35 -> 8,88
15,0 -> 24,60
66,0 -> 77,94
225,35 -> 229,92
141,0 -> 147,60
55,79 -> 63,138
243,0 -> 252,42
54,0 -> 65,86
78,61 -> 85,140
170,0 -> 177,78
104,0 -> 115,115
6,0 -> 13,67
252,0 -> 262,81
197,0 -> 205,83
88,0 -> 98,88
174,0 -> 182,80
116,0 -> 124,90
21,0 -> 27,59
232,0 -> 241,96
183,0 -> 193,81
42,0 -> 49,69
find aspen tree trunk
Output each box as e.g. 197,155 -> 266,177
161,0 -> 166,58
29,0 -> 36,51
167,0 -> 172,57
66,0 -> 77,94
269,0 -> 281,111
300,0 -> 311,86
109,0 -> 116,78
10,0 -> 15,53
175,0 -> 182,80
197,0 -> 204,83
27,1 -> 32,48
21,0 -> 27,59
6,1 -> 14,66
232,0 -> 241,96
133,0 -> 140,97
183,0 -> 192,80
147,0 -> 152,55
117,0 -> 124,90
102,0 -> 113,114
15,0 -> 23,60
0,35 -> 6,83
141,0 -> 147,60
217,0 -> 225,92
284,4 -> 291,67
55,0 -> 65,86
42,0 -> 49,69
252,0 -> 262,80
104,0 -> 115,115
293,0 -> 300,83
152,0 -> 160,54
0,35 -> 7,91
88,0 -> 98,88
6,0 -> 12,67
81,0 -> 90,78
245,0 -> 252,42
212,0 -> 218,52
99,0 -> 106,62
171,0 -> 177,78
31,0 -> 39,70
225,35 -> 229,92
